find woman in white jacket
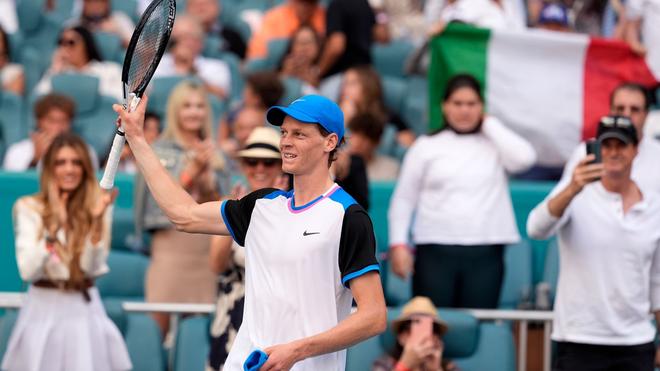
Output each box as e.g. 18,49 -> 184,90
1,133 -> 131,371
388,74 -> 536,308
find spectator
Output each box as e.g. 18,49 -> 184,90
207,127 -> 288,370
369,0 -> 427,44
388,74 -> 536,309
559,83 -> 660,194
348,112 -> 400,182
339,65 -> 416,148
536,3 -> 571,32
153,14 -> 232,100
69,0 -> 135,47
372,296 -> 458,371
1,133 -> 131,371
0,25 -> 24,95
247,0 -> 325,60
624,0 -> 660,79
317,0 -> 376,78
35,25 -> 123,102
279,24 -> 323,90
527,115 -> 660,371
217,71 -> 284,153
105,111 -> 161,174
426,0 -> 527,36
3,93 -> 100,171
134,81 -> 231,336
333,147 -> 371,210
185,0 -> 247,59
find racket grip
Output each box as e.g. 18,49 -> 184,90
100,131 -> 126,190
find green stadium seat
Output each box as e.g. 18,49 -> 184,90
16,0 -> 62,66
371,39 -> 415,78
94,31 -> 126,64
172,315 -> 210,371
542,238 -> 559,304
111,0 -> 139,23
219,2 -> 254,43
280,77 -> 303,105
402,76 -> 429,135
244,38 -> 289,73
49,73 -> 118,158
97,250 -> 149,300
381,76 -> 407,117
0,309 -> 18,361
498,240 -> 534,309
0,91 -> 25,148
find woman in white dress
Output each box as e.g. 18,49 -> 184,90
1,133 -> 132,371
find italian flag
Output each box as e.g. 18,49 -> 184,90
429,23 -> 658,166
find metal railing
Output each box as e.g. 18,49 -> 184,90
0,293 -> 553,371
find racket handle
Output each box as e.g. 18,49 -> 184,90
100,130 -> 126,190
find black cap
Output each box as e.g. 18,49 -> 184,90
596,115 -> 638,145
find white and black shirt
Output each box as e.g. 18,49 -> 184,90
221,183 -> 379,371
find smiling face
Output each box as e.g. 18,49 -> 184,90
279,117 -> 335,175
176,92 -> 207,136
241,157 -> 283,190
442,86 -> 483,133
601,138 -> 638,178
53,145 -> 84,193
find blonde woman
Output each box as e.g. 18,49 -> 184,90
1,133 -> 131,371
134,80 -> 230,336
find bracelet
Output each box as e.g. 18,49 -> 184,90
394,362 -> 412,371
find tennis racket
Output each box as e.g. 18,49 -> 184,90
99,0 -> 176,190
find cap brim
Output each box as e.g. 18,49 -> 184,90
237,148 -> 282,159
266,106 -> 318,126
598,132 -> 633,144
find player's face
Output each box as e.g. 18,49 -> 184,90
610,89 -> 647,136
601,138 -> 637,177
279,117 -> 334,175
442,87 -> 483,133
177,92 -> 207,135
53,146 -> 84,193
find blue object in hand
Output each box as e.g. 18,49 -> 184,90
244,349 -> 269,371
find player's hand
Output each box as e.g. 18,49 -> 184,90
569,155 -> 604,194
262,342 -> 303,371
390,244 -> 413,279
113,94 -> 149,142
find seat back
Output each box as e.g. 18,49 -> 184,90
498,240 -> 534,309
173,315 -> 211,371
96,250 -> 149,299
371,39 -> 415,78
94,31 -> 126,64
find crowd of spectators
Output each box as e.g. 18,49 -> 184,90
0,0 -> 659,370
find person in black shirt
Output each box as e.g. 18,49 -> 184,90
317,0 -> 376,77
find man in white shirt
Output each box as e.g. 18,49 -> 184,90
153,14 -> 231,100
2,93 -> 98,171
559,83 -> 660,193
114,94 -> 386,370
527,115 -> 660,370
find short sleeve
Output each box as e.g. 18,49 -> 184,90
338,204 -> 380,288
221,188 -> 280,247
326,0 -> 345,35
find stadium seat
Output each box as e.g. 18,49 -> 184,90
96,250 -> 149,301
402,76 -> 429,135
0,91 -> 25,148
172,315 -> 210,371
124,313 -> 166,371
94,31 -> 126,64
371,39 -> 415,78
347,307 -> 516,371
381,76 -> 407,118
0,309 -> 18,361
541,238 -> 559,304
498,240 -> 534,309
280,77 -> 304,106
15,0 -> 62,66
48,73 -> 118,158
111,0 -> 139,23
243,38 -> 289,73
218,2 -> 254,43
110,207 -> 136,252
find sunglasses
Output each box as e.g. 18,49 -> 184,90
601,115 -> 633,128
58,38 -> 78,47
243,158 -> 279,168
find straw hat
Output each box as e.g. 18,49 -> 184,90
391,297 -> 449,336
237,127 -> 281,159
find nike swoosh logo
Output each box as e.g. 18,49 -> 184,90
303,230 -> 320,236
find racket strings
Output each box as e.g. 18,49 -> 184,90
127,0 -> 171,93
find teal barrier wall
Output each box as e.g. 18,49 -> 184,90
0,171 -> 135,292
0,172 -> 553,292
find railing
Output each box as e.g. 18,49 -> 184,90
0,293 -> 553,371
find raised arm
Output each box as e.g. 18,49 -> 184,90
114,96 -> 229,235
261,272 -> 387,370
481,117 -> 537,173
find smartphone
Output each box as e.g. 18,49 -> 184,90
585,139 -> 601,164
409,315 -> 434,342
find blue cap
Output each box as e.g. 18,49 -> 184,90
539,3 -> 568,26
266,95 -> 345,141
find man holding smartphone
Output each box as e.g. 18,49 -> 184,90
527,115 -> 660,370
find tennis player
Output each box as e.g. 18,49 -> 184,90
114,94 -> 386,370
